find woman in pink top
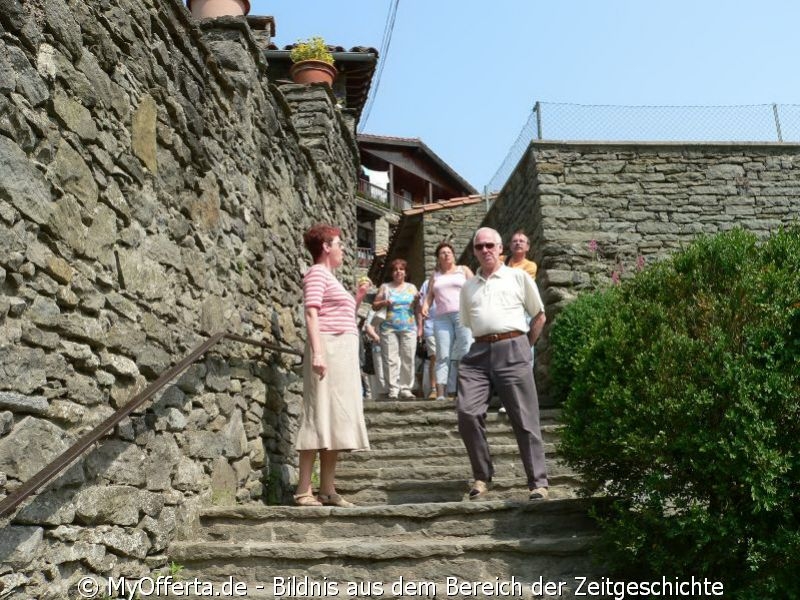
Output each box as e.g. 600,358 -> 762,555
420,241 -> 473,401
294,224 -> 370,508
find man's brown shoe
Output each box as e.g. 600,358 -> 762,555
529,487 -> 549,501
468,480 -> 489,500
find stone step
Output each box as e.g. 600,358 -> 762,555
169,534 -> 601,591
366,423 -> 563,449
164,402 -> 599,600
158,578 -> 580,600
156,575 -> 592,600
332,474 -> 582,506
364,399 -> 561,421
155,578 -> 586,600
337,443 -> 559,469
190,498 -> 601,544
335,457 -> 574,484
364,407 -> 562,429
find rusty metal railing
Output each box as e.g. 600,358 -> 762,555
0,332 -> 302,520
356,178 -> 409,212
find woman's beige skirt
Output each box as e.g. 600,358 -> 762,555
295,332 -> 370,451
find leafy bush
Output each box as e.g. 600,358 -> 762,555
554,227 -> 800,598
549,287 -> 620,403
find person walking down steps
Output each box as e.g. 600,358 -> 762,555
420,241 -> 473,401
499,229 -> 539,414
372,258 -> 419,400
456,227 -> 549,502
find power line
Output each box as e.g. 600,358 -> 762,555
358,0 -> 400,132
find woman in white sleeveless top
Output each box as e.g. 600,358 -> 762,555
420,241 -> 473,400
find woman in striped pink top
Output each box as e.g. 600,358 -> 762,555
294,224 -> 371,508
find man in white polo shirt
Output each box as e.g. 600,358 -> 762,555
457,227 -> 549,501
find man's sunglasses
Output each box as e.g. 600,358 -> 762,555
473,242 -> 497,251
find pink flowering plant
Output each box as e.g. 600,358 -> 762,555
585,238 -> 646,287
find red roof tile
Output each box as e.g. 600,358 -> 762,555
402,194 -> 496,216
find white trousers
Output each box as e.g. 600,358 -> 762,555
380,328 -> 417,398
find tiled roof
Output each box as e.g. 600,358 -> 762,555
402,194 -> 495,216
359,133 -> 423,145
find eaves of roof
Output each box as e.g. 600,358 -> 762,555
402,194 -> 495,216
357,134 -> 478,195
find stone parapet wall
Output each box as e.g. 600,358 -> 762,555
0,0 -> 357,596
485,141 -> 800,404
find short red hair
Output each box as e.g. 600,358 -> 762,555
389,258 -> 408,271
303,224 -> 341,262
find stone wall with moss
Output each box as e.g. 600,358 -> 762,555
0,0 -> 359,596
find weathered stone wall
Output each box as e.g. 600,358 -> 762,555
423,201 -> 489,277
0,0 -> 358,596
485,140 -> 800,404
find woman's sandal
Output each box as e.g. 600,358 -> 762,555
293,493 -> 322,507
317,493 -> 355,508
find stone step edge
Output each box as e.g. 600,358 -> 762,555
364,416 -> 562,428
365,423 -> 563,436
338,444 -> 559,460
155,586 -> 573,600
363,400 -> 561,416
335,464 -> 578,480
170,533 -> 598,562
197,497 -> 602,521
333,474 -> 582,491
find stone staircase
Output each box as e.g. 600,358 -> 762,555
168,399 -> 607,598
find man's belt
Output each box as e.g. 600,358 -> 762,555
473,330 -> 525,344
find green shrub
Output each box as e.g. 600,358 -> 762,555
549,286 -> 620,403
555,226 -> 800,598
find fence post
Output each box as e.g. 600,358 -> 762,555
534,101 -> 542,140
772,103 -> 783,142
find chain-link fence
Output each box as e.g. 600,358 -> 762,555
486,102 -> 800,193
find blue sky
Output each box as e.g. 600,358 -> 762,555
250,0 -> 799,190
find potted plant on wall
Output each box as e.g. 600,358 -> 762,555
289,37 -> 338,87
187,0 -> 250,19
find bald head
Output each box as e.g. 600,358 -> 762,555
472,227 -> 504,275
473,227 -> 502,244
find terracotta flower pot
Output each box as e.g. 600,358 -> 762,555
187,0 -> 250,18
289,60 -> 338,87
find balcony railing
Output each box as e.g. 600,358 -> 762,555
357,179 -> 411,212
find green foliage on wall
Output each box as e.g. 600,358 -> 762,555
551,226 -> 800,597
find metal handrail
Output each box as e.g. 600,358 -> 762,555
0,332 -> 302,519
